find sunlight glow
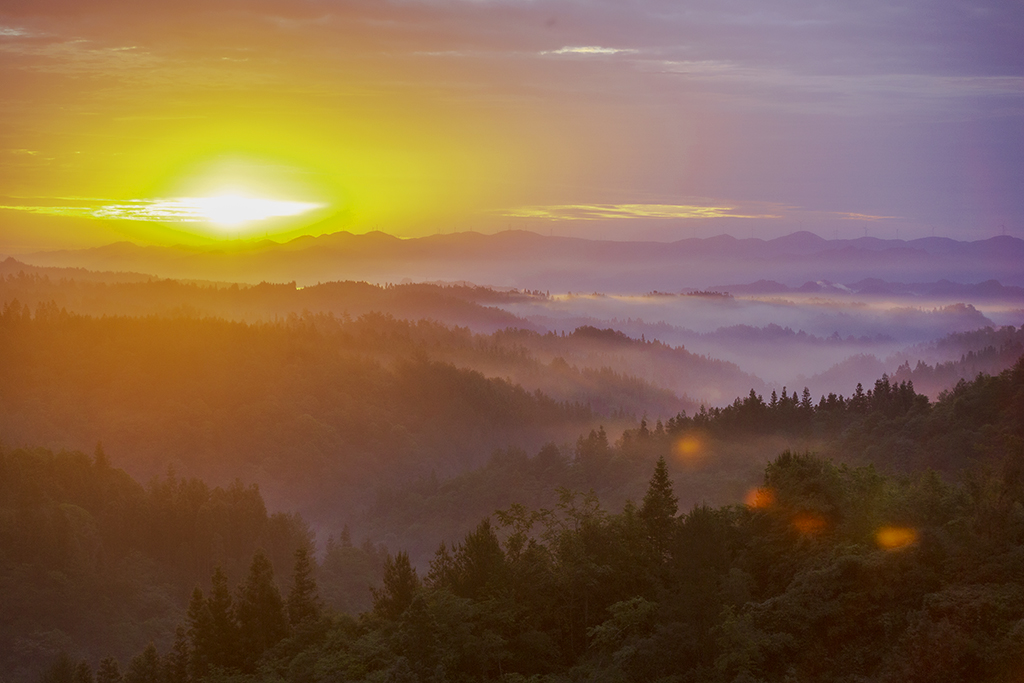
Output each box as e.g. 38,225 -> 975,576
92,195 -> 325,226
792,512 -> 828,535
876,526 -> 918,550
745,487 -> 775,508
673,434 -> 706,465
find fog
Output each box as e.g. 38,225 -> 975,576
489,289 -> 1023,401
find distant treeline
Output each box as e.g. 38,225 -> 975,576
0,265 -> 540,330
659,357 -> 1023,473
0,265 -> 767,406
890,325 -> 1024,398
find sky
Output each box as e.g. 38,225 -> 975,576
1,0 -> 1022,251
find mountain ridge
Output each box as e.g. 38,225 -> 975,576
14,229 -> 1024,291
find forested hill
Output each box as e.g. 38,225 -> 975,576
0,445 -> 311,681
0,303 -> 602,522
0,261 -> 534,332
358,356 -> 1024,563
25,357 -> 1024,683
0,264 -> 767,405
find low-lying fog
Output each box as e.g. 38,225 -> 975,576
492,289 -> 1023,401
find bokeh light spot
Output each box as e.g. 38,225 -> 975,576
745,487 -> 775,508
792,512 -> 827,535
673,433 -> 705,464
876,526 -> 918,550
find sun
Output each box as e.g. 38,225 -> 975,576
88,192 -> 327,234
183,194 -> 324,227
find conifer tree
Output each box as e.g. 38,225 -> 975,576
425,542 -> 456,590
185,587 -> 212,679
235,549 -> 288,667
451,519 -> 507,601
164,626 -> 189,683
639,456 -> 679,558
372,550 -> 421,619
208,566 -> 240,671
287,544 -> 322,626
95,658 -> 122,683
124,644 -> 161,683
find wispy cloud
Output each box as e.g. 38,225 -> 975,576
0,197 -> 324,224
651,59 -> 1024,114
836,212 -> 897,222
544,46 -> 637,56
502,203 -> 783,221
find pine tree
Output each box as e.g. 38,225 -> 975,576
425,542 -> 456,590
639,456 -> 679,559
95,658 -> 122,683
235,549 -> 289,667
372,550 -> 421,619
164,626 -> 189,683
451,519 -> 506,601
208,566 -> 240,671
287,544 -> 322,626
185,587 -> 212,679
124,644 -> 161,683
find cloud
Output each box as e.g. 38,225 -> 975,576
502,203 -> 784,221
0,0 -> 1021,244
544,46 -> 637,56
0,196 -> 325,224
837,212 -> 897,222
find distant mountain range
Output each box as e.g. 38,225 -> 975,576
12,229 -> 1024,291
715,277 -> 1024,300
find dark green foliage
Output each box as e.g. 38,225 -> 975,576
638,456 -> 678,557
164,627 -> 188,683
319,533 -> 387,615
0,446 -> 309,682
27,354 -> 1024,683
206,567 -> 241,671
123,643 -> 160,683
54,424 -> 1024,682
235,550 -> 289,667
73,662 -> 93,683
38,654 -> 76,683
287,545 -> 322,627
372,551 -> 421,620
94,658 -> 121,683
185,588 -> 212,679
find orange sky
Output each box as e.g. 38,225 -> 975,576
1,0 -> 1022,251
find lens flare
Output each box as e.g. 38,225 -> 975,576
876,526 -> 918,550
745,487 -> 775,508
673,434 -> 705,464
792,512 -> 828,535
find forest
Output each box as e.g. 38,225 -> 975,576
10,355 -> 1024,682
3,264 -> 1024,682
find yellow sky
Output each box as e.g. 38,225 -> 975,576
0,0 -> 1020,251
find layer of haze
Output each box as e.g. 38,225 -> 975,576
2,0 -> 1023,251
